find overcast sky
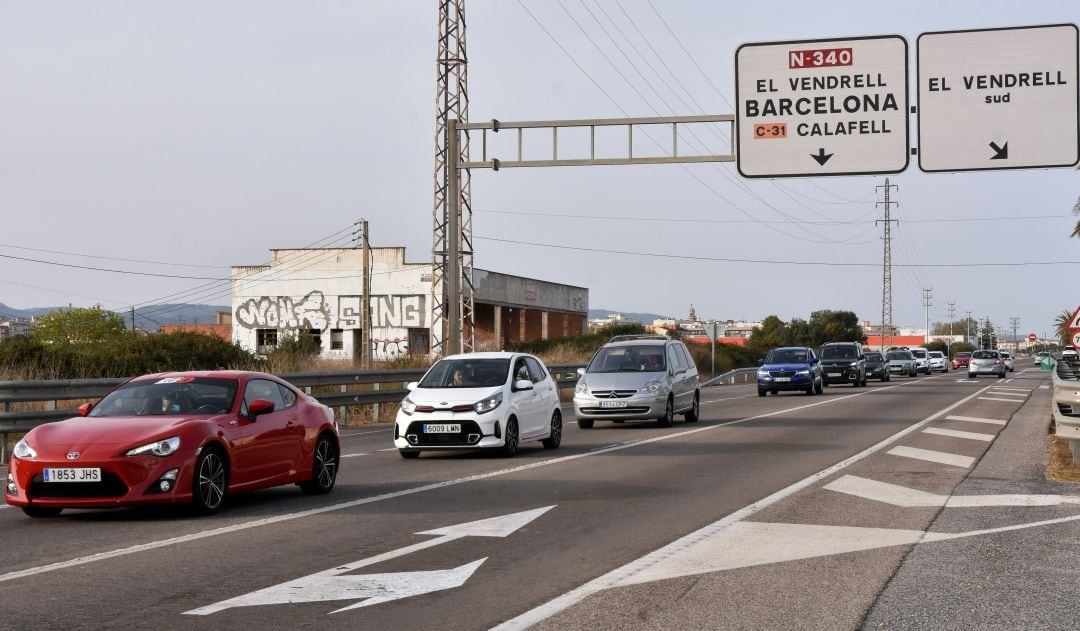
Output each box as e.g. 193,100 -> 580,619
1,0 -> 1076,338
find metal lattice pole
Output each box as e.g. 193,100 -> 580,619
431,0 -> 474,356
876,178 -> 898,352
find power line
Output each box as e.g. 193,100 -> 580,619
0,244 -> 227,269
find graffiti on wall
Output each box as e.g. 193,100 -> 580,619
235,291 -> 332,331
372,338 -> 408,359
236,293 -> 427,331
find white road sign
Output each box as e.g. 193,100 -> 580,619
917,24 -> 1079,172
735,35 -> 910,178
1072,331 -> 1080,348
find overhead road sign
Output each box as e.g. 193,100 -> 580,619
917,24 -> 1079,173
735,35 -> 910,178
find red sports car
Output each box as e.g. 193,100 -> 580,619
5,371 -> 339,518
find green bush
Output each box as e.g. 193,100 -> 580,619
509,323 -> 646,358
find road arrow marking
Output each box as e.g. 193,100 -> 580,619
811,147 -> 833,165
184,505 -> 554,616
989,140 -> 1008,159
824,475 -> 1080,508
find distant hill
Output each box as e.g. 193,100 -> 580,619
0,302 -> 230,332
589,308 -> 671,324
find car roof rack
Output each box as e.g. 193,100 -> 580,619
607,334 -> 670,343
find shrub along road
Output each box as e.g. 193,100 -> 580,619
0,359 -> 1069,630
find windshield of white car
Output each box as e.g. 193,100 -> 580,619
588,346 -> 667,373
911,350 -> 927,358
89,377 -> 239,417
821,346 -> 856,359
418,358 -> 511,388
765,349 -> 808,364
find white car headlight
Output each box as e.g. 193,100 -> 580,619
474,392 -> 503,414
401,397 -> 417,415
125,436 -> 181,457
796,369 -> 810,375
13,438 -> 36,459
575,380 -> 588,394
757,370 -> 769,376
849,362 -> 858,367
640,381 -> 663,394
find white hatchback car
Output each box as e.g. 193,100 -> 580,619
928,351 -> 949,372
394,352 -> 562,458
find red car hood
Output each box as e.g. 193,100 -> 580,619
28,415 -> 212,450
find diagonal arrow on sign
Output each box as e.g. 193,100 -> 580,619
989,141 -> 1009,160
184,505 -> 555,616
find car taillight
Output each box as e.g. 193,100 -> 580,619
994,359 -> 1001,364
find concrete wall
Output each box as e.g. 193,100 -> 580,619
231,248 -> 431,361
474,269 -> 588,315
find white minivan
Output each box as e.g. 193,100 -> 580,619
909,347 -> 931,375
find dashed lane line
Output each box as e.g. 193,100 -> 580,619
886,446 -> 976,468
922,427 -> 996,442
978,396 -> 1027,403
945,415 -> 1006,426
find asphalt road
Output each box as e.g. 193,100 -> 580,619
0,360 -> 1065,630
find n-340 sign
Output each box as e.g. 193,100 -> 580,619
735,35 -> 910,178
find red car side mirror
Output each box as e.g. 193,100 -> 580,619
247,399 -> 275,419
78,403 -> 93,417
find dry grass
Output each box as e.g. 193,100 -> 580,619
1046,434 -> 1080,483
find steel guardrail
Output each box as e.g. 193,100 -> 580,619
1052,359 -> 1080,463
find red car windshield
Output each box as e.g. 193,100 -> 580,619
89,377 -> 239,417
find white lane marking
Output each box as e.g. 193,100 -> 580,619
825,475 -> 1080,508
987,390 -> 1027,396
340,453 -> 367,459
1040,385 -> 1051,389
375,448 -> 397,452
0,378 -> 930,584
0,504 -> 10,510
955,380 -> 979,383
922,427 -> 995,442
989,387 -> 1031,392
702,394 -> 757,404
886,446 -> 975,468
491,384 -> 994,630
945,415 -> 1006,426
187,506 -> 553,615
340,429 -> 393,438
978,397 -> 1025,403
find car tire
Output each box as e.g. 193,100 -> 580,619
541,410 -> 562,449
814,378 -> 824,394
968,373 -> 976,379
577,418 -> 594,429
910,370 -> 917,377
399,449 -> 421,459
21,506 -> 63,518
500,418 -> 519,457
805,381 -> 815,395
192,445 -> 228,516
657,398 -> 674,428
998,372 -> 1006,379
684,392 -> 700,422
758,388 -> 767,397
299,433 -> 338,495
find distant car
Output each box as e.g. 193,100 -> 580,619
952,351 -> 972,370
1035,351 -> 1050,362
573,335 -> 699,428
396,352 -> 562,457
1000,351 -> 1014,372
1062,348 -> 1078,361
909,347 -> 931,374
968,349 -> 1006,378
756,346 -> 823,396
819,342 -> 867,387
864,351 -> 890,382
6,371 -> 340,518
928,351 -> 949,372
886,350 -> 917,377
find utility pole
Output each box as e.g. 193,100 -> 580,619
947,301 -> 956,357
922,287 -> 932,346
876,178 -> 898,352
361,219 -> 371,369
131,306 -> 136,336
965,310 -> 973,344
1009,316 -> 1020,353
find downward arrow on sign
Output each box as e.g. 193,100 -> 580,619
811,148 -> 833,165
184,505 -> 555,616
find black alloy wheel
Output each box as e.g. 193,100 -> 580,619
657,398 -> 674,427
192,447 -> 227,515
299,434 -> 338,495
500,418 -> 519,457
542,410 -> 562,449
684,392 -> 700,422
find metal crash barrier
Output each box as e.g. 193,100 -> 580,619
1052,358 -> 1080,463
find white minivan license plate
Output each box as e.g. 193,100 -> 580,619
773,377 -> 791,382
43,467 -> 101,483
423,424 -> 460,434
827,372 -> 841,377
600,400 -> 628,408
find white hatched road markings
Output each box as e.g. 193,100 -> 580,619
0,376 -> 938,585
978,397 -> 1027,403
825,475 -> 1080,508
922,427 -> 995,442
886,446 -> 975,468
988,390 -> 1027,396
945,415 -> 1007,426
493,385 -> 995,630
990,387 -> 1032,392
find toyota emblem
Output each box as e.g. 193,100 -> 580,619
66,451 -> 80,460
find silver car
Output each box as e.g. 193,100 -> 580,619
968,349 -> 1006,378
886,350 -> 917,377
574,335 -> 699,428
1000,351 -> 1014,372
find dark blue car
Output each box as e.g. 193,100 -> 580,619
756,346 -> 823,396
